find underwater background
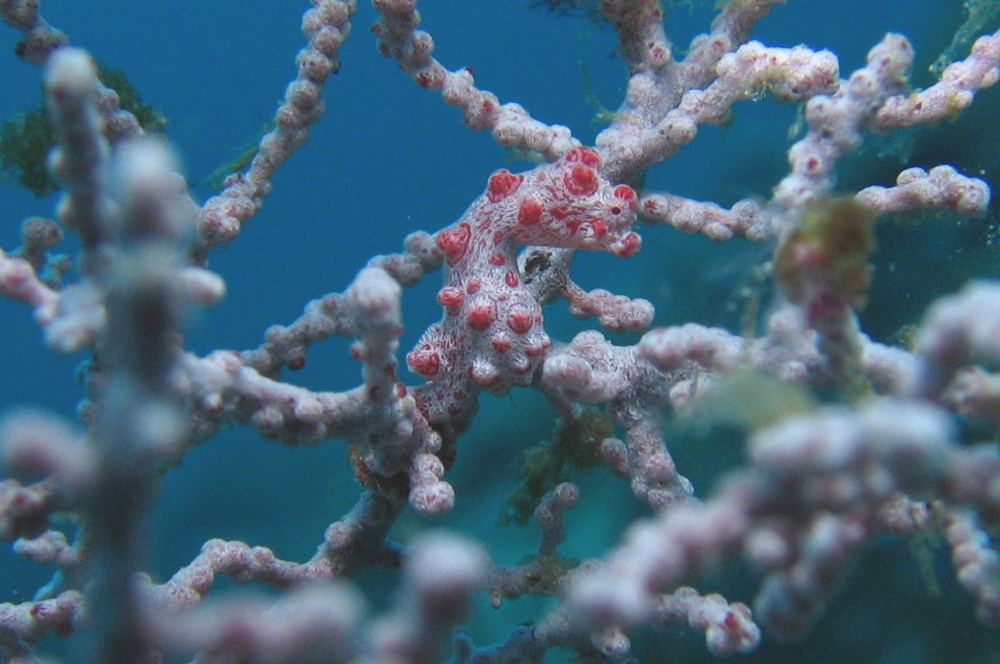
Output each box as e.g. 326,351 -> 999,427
2,0 -> 1000,662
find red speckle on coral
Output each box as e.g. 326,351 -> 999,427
415,69 -> 434,88
489,253 -> 506,267
466,279 -> 481,294
504,270 -> 519,288
492,338 -> 512,352
288,356 -> 306,371
723,611 -> 739,630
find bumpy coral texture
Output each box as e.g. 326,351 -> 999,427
408,147 -> 640,422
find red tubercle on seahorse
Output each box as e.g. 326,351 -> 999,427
408,347 -> 441,378
437,286 -> 464,309
565,163 -> 600,196
487,169 -> 523,202
436,222 -> 471,264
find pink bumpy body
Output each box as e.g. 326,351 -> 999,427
408,147 -> 640,422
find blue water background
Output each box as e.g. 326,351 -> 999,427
2,1 -> 999,662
